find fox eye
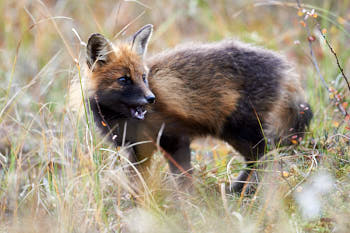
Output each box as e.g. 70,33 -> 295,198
118,75 -> 132,85
142,74 -> 147,83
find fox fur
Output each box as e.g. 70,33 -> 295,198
70,24 -> 313,192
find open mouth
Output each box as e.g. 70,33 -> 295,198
130,106 -> 147,120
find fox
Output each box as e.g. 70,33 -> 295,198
71,24 -> 313,192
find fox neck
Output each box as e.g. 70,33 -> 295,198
89,97 -> 145,146
88,97 -> 124,145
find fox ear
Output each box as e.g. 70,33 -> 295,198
131,24 -> 153,58
86,33 -> 112,69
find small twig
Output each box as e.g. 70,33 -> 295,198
155,144 -> 193,180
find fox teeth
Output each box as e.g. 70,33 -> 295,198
130,106 -> 146,120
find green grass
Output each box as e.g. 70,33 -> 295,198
0,0 -> 349,232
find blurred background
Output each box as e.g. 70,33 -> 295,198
0,0 -> 349,232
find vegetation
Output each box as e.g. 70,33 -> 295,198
0,0 -> 349,232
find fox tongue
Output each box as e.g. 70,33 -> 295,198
131,106 -> 147,120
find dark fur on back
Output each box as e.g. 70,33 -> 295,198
147,40 -> 311,140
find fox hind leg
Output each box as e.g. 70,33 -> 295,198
220,115 -> 267,193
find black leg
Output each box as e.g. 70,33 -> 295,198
225,139 -> 265,194
160,135 -> 192,187
229,162 -> 259,193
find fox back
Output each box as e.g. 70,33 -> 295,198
146,40 -> 312,145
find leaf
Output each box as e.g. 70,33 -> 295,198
291,139 -> 298,145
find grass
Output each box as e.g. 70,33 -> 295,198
0,0 -> 349,232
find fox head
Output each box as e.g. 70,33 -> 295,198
86,24 -> 155,120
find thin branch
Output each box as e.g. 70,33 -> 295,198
316,24 -> 350,92
295,0 -> 349,117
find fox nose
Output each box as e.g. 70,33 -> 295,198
145,94 -> 155,104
